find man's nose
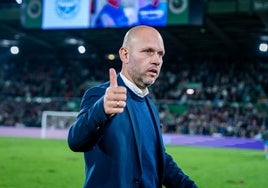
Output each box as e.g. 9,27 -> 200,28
151,53 -> 162,65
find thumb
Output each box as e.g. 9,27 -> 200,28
109,68 -> 118,87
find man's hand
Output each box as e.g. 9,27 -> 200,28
104,68 -> 127,115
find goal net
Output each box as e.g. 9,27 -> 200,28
41,111 -> 78,139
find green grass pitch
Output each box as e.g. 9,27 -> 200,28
0,137 -> 267,188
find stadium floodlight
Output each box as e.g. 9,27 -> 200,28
78,45 -> 86,54
16,0 -> 22,4
10,46 -> 19,55
259,43 -> 268,52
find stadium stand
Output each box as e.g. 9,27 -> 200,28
0,55 -> 267,139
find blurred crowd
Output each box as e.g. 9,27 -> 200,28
0,55 -> 267,139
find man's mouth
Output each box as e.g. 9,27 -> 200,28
148,68 -> 158,76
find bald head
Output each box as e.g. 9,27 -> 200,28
122,25 -> 164,49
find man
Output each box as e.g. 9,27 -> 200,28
263,129 -> 268,159
68,25 -> 198,188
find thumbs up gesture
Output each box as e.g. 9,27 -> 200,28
104,68 -> 127,115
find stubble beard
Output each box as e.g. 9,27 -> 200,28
137,73 -> 157,89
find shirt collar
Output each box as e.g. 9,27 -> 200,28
119,73 -> 149,97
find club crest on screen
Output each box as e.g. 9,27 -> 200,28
56,0 -> 80,19
27,0 -> 42,18
169,0 -> 188,14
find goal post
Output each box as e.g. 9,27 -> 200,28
41,111 -> 78,139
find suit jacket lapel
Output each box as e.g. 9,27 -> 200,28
145,97 -> 165,180
126,95 -> 143,169
118,76 -> 142,170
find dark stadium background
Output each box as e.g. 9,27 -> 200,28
0,0 -> 267,140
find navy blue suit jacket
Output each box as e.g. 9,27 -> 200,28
68,75 -> 197,188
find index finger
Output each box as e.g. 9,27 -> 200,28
109,68 -> 118,88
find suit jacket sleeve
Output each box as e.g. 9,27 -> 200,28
68,86 -> 111,152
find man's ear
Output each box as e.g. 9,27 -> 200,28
119,47 -> 129,62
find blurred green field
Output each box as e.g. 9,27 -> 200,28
0,136 -> 267,188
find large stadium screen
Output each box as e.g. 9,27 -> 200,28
20,0 -> 204,29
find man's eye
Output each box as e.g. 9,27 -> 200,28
144,50 -> 154,56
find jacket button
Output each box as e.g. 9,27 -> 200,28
133,177 -> 141,184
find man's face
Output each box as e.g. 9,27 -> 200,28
125,30 -> 165,89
